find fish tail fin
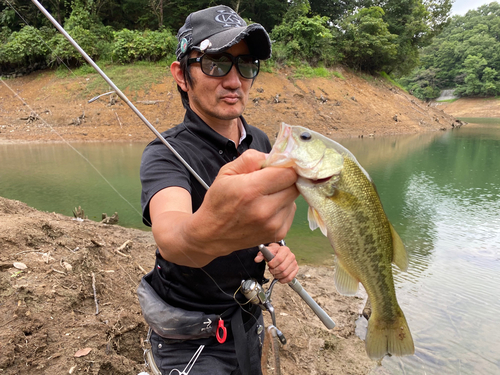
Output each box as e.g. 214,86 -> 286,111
365,310 -> 414,360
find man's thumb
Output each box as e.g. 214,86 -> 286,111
219,149 -> 267,176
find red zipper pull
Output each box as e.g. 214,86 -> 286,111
216,318 -> 227,344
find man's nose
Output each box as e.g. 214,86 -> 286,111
221,64 -> 242,89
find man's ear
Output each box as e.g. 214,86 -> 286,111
171,61 -> 188,92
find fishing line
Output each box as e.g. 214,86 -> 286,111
1,2 -> 253,305
0,77 -> 142,219
1,72 -> 241,302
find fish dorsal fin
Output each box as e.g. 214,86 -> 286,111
390,223 -> 408,272
307,206 -> 327,236
334,259 -> 359,296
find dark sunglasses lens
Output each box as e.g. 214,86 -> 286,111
201,55 -> 232,77
238,56 -> 259,79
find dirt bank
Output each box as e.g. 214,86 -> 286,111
0,67 -> 462,145
432,97 -> 500,118
0,196 -> 373,375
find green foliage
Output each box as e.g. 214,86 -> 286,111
2,0 -> 456,79
379,71 -> 407,92
332,70 -> 345,79
260,59 -> 275,73
309,0 -> 357,23
0,26 -> 11,44
48,2 -> 113,66
455,54 -> 500,97
337,7 -> 398,73
238,0 -> 289,32
398,67 -> 441,99
293,65 -> 331,78
270,0 -> 340,66
0,25 -> 54,73
0,7 -> 17,29
112,29 -> 177,63
402,2 -> 500,98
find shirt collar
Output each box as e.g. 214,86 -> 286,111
236,118 -> 247,146
183,106 -> 253,150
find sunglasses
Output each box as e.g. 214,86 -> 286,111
187,53 -> 260,79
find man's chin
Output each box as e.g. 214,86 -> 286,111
216,106 -> 245,120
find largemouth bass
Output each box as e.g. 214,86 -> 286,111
265,123 -> 414,360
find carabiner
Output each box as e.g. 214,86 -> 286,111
216,318 -> 227,344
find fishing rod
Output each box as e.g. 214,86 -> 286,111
29,0 -> 335,330
30,0 -> 209,190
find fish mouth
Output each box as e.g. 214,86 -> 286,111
298,174 -> 337,187
311,176 -> 333,184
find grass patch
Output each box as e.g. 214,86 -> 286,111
360,73 -> 375,82
53,60 -> 169,94
332,70 -> 345,80
70,62 -> 169,98
260,59 -> 275,73
436,98 -> 458,103
379,71 -> 408,93
293,65 -> 332,79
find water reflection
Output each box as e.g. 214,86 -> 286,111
0,142 -> 146,228
366,125 -> 500,374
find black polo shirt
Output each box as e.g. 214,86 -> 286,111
140,107 -> 272,313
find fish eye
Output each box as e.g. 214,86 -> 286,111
300,132 -> 312,141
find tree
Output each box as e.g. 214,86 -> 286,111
270,0 -> 338,66
308,0 -> 358,22
455,54 -> 500,97
401,2 -> 500,98
374,0 -> 452,75
338,7 -> 398,72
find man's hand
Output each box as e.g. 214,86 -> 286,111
191,149 -> 299,254
254,242 -> 299,284
150,149 -> 299,267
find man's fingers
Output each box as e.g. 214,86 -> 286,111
250,167 -> 298,196
219,149 -> 267,176
218,150 -> 298,196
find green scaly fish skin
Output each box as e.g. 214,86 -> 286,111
265,123 -> 414,360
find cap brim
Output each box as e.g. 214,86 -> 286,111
201,23 -> 271,60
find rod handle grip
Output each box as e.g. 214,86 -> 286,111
258,244 -> 335,329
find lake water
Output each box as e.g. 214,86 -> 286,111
1,119 -> 500,373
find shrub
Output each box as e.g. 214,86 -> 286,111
270,0 -> 340,67
47,4 -> 113,67
112,29 -> 177,63
0,26 -> 54,74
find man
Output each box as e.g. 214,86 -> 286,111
138,5 -> 299,374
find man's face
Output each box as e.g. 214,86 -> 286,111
186,41 -> 254,124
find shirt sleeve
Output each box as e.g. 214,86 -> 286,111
140,138 -> 192,227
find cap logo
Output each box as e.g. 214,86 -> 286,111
180,38 -> 188,54
215,9 -> 243,28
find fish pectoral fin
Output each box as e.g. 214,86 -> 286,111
390,223 -> 409,272
308,206 -> 327,236
334,260 -> 359,296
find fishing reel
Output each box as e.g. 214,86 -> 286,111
241,278 -> 287,345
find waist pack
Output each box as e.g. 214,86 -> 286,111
137,270 -> 220,340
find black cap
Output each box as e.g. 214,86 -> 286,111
175,5 -> 272,61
